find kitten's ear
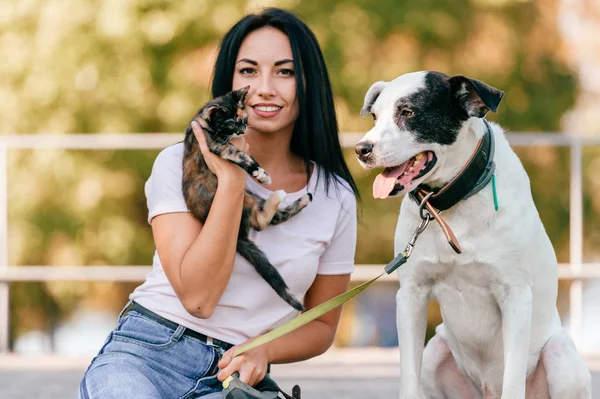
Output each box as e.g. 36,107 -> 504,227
233,86 -> 250,106
203,104 -> 222,120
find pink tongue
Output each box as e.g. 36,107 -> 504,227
373,162 -> 410,199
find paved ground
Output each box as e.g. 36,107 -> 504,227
1,348 -> 598,398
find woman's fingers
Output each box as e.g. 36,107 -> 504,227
217,356 -> 264,386
218,347 -> 235,370
189,120 -> 248,185
191,120 -> 248,154
238,362 -> 259,387
191,121 -> 209,155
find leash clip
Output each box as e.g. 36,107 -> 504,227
384,200 -> 433,275
405,216 -> 431,259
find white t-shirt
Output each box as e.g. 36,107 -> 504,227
130,143 -> 357,345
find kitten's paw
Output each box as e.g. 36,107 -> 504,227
252,168 -> 271,185
275,190 -> 287,201
299,193 -> 312,207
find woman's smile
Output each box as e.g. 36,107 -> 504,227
251,103 -> 283,118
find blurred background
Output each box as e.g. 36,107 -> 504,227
1,0 -> 599,361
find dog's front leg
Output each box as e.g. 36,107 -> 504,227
397,282 -> 430,399
493,284 -> 533,399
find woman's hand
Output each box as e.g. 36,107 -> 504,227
191,120 -> 248,188
217,342 -> 270,387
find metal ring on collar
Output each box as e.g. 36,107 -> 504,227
418,191 -> 435,221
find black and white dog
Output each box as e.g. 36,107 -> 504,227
355,71 -> 591,399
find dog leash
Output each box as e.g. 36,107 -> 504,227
222,194 -> 436,390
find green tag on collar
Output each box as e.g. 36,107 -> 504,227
492,174 -> 499,211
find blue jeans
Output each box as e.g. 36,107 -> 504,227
79,303 -> 226,399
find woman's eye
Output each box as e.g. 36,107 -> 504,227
279,68 -> 295,76
401,109 -> 414,117
239,68 -> 255,75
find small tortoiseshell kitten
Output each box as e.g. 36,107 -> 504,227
182,86 -> 311,311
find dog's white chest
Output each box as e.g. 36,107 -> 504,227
431,264 -> 503,337
412,258 -> 503,326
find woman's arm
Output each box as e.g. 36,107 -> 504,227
217,273 -> 351,386
151,121 -> 248,319
265,273 -> 351,362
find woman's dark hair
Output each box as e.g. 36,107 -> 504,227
211,7 -> 360,202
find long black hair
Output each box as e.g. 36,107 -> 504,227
211,7 -> 360,202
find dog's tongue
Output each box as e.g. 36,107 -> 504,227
373,163 -> 409,199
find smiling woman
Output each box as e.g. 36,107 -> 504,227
232,28 -> 299,141
79,7 -> 361,399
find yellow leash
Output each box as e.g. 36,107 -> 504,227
222,271 -> 387,389
233,271 -> 386,358
222,251 -> 415,390
222,193 -> 443,390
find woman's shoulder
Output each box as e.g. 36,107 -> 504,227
311,165 -> 357,206
156,142 -> 184,163
151,142 -> 184,172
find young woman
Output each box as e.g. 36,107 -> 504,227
80,8 -> 360,399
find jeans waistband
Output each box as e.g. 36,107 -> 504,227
124,301 -> 235,351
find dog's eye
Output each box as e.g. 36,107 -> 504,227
401,109 -> 414,117
370,113 -> 377,122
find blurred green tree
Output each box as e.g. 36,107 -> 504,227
0,0 -> 588,348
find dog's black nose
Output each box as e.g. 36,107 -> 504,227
355,141 -> 374,161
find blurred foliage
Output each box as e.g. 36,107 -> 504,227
1,0 -> 598,348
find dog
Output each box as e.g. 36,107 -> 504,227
355,71 -> 591,399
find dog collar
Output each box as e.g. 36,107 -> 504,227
408,120 -> 496,254
410,119 -> 496,212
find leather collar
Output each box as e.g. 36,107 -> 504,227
410,119 -> 496,212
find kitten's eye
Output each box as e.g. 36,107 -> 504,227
400,109 -> 414,117
225,120 -> 235,130
371,113 -> 377,122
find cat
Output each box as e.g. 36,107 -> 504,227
182,86 -> 311,312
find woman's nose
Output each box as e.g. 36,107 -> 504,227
256,75 -> 276,97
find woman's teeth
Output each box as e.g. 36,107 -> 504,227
254,106 -> 281,112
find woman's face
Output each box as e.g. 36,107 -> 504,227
232,27 -> 299,136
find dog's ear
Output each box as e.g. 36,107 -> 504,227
360,81 -> 388,117
448,75 -> 504,118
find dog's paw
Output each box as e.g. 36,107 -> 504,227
252,168 -> 271,185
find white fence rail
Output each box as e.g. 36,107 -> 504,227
1,132 -> 599,354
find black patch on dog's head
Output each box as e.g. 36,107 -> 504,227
392,72 -> 504,146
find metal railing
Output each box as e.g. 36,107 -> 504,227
1,131 -> 599,354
